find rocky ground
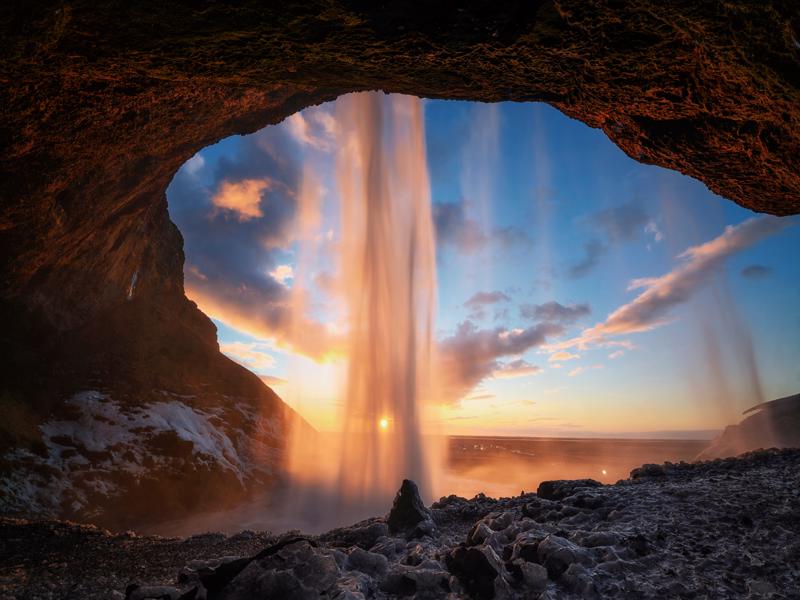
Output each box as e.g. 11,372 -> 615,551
2,449 -> 799,599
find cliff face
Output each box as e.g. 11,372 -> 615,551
0,1 -> 798,525
698,394 -> 800,460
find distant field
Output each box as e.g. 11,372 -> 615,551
439,436 -> 709,499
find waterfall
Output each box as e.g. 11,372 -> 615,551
333,91 -> 437,514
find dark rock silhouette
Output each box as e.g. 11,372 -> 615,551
387,479 -> 436,538
698,393 -> 800,459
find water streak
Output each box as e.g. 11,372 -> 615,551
333,92 -> 437,514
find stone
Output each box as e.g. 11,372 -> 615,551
537,480 -> 603,501
630,464 -> 667,479
445,545 -> 504,600
221,540 -> 339,599
561,563 -> 599,598
536,535 -> 592,579
519,562 -> 548,595
125,585 -> 181,600
322,520 -> 389,550
387,479 -> 436,538
345,547 -> 388,578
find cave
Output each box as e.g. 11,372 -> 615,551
1,2 -> 800,597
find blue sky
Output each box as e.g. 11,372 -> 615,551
167,94 -> 799,436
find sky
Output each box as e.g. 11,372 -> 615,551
166,94 -> 800,438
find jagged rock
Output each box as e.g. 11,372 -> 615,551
322,520 -> 390,550
445,546 -> 502,600
630,464 -> 667,479
220,540 -> 339,600
561,563 -> 599,598
519,562 -> 548,595
345,547 -> 389,578
536,535 -> 593,579
387,479 -> 436,538
537,480 -> 603,501
125,585 -> 181,600
698,393 -> 800,460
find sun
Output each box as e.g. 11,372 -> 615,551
378,417 -> 389,430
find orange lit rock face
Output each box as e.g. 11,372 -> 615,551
0,1 -> 798,524
3,1 -> 799,333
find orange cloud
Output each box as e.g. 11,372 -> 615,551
548,351 -> 580,362
211,178 -> 271,221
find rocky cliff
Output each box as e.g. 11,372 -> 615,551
1,1 -> 799,525
698,393 -> 800,460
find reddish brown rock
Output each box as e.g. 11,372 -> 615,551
0,1 -> 798,523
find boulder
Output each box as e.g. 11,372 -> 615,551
387,479 -> 436,538
536,480 -> 602,501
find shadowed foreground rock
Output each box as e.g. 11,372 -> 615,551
2,450 -> 799,599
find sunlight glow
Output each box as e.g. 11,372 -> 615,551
379,417 -> 389,431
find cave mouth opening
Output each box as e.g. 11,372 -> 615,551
165,91 -> 798,533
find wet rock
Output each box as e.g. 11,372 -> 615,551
625,533 -> 650,557
345,547 -> 388,578
521,497 -> 560,520
370,536 -> 405,558
125,585 -> 181,600
220,540 -> 339,599
519,561 -> 548,595
581,531 -> 620,548
332,571 -> 372,599
630,464 -> 667,479
466,522 -> 494,546
537,480 -> 602,501
536,535 -> 592,579
445,545 -> 505,600
322,520 -> 389,549
562,563 -> 599,598
387,479 -> 436,538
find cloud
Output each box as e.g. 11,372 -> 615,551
645,220 -> 664,243
741,264 -> 771,279
220,342 -> 276,371
608,350 -> 625,359
211,178 -> 271,221
433,200 -> 529,252
270,264 -> 294,285
556,216 -> 792,349
492,359 -> 542,379
168,120 -> 341,361
285,108 -> 338,151
585,203 -> 650,242
548,351 -> 580,363
568,239 -> 608,278
520,301 -> 590,324
600,217 -> 789,335
571,203 -> 659,272
184,153 -> 205,176
464,290 -> 511,319
568,364 -> 603,377
438,320 -> 563,403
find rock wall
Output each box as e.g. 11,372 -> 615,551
698,393 -> 800,460
1,1 -> 799,524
